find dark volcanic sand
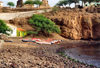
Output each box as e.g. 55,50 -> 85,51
0,39 -> 97,68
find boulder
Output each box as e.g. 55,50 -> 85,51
84,6 -> 100,13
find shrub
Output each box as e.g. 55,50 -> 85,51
29,14 -> 61,36
52,7 -> 59,12
27,31 -> 38,35
0,20 -> 11,35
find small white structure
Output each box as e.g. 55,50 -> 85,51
0,1 -> 3,7
7,24 -> 17,37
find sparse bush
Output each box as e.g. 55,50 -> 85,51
52,7 -> 59,12
0,20 -> 11,35
27,31 -> 38,35
28,14 -> 61,36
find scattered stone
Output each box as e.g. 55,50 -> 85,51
0,33 -> 8,40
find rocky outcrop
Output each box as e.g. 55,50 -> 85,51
22,4 -> 34,9
45,9 -> 100,40
84,6 -> 100,13
16,0 -> 23,7
39,0 -> 50,9
7,17 -> 34,31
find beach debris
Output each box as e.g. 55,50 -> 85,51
22,39 -> 33,42
22,38 -> 62,45
36,41 -> 52,45
32,38 -> 41,42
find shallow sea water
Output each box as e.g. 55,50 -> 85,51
65,45 -> 100,67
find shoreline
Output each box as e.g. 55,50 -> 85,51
58,40 -> 100,68
0,39 -> 97,68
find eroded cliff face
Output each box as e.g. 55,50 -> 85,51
45,9 -> 100,40
6,17 -> 34,31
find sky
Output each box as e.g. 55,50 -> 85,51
0,0 -> 60,7
0,0 -> 76,8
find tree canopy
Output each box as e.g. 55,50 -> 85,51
24,0 -> 34,5
7,2 -> 15,7
56,0 -> 69,6
56,0 -> 79,6
56,0 -> 99,6
28,14 -> 61,36
33,0 -> 42,7
24,0 -> 42,6
81,0 -> 100,3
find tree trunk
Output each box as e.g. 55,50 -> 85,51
82,1 -> 84,7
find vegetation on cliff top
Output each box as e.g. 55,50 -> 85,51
28,14 -> 61,36
56,0 -> 100,7
24,0 -> 34,5
24,0 -> 42,7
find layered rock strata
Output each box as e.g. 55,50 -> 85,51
45,9 -> 100,40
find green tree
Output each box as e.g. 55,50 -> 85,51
56,0 -> 69,6
0,20 -> 11,35
7,2 -> 15,7
28,14 -> 61,36
33,0 -> 42,8
56,0 -> 79,6
57,0 -> 100,7
24,0 -> 42,8
24,0 -> 34,5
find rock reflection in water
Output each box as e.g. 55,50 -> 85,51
79,45 -> 100,59
65,45 -> 100,67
